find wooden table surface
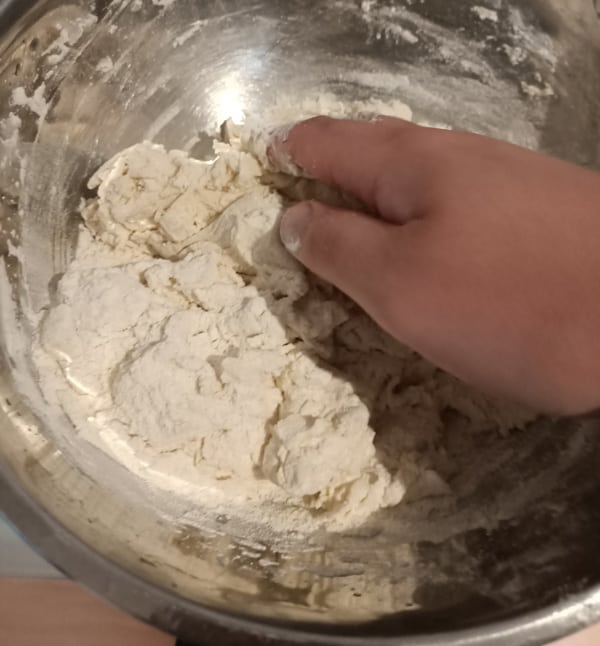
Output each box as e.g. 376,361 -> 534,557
0,578 -> 598,646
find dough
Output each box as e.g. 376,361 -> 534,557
33,120 -> 534,533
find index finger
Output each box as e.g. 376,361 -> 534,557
268,115 -> 416,210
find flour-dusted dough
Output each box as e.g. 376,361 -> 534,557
34,115 -> 534,533
37,137 -> 408,530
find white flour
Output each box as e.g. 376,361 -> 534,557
32,99 -> 534,534
95,56 -> 114,74
41,13 -> 97,66
10,85 -> 49,127
471,6 -> 499,23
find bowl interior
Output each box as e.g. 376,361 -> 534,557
1,0 -> 600,642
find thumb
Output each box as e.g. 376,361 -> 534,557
280,200 -> 399,315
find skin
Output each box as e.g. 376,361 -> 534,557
269,116 -> 600,416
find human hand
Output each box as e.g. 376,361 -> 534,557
270,116 -> 600,415
551,623 -> 600,645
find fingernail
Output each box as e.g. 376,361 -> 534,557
280,202 -> 312,255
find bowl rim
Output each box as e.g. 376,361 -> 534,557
2,456 -> 599,646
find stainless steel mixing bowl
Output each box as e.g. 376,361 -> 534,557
1,1 -> 600,644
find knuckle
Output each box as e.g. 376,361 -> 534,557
392,127 -> 464,184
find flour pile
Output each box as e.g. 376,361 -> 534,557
33,104 -> 533,533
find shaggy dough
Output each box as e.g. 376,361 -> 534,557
34,123 -> 534,532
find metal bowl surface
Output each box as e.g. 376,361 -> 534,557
1,1 -> 600,644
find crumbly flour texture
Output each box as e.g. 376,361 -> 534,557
33,98 -> 533,533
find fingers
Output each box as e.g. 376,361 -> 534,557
270,116 -> 418,215
280,199 -> 409,317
